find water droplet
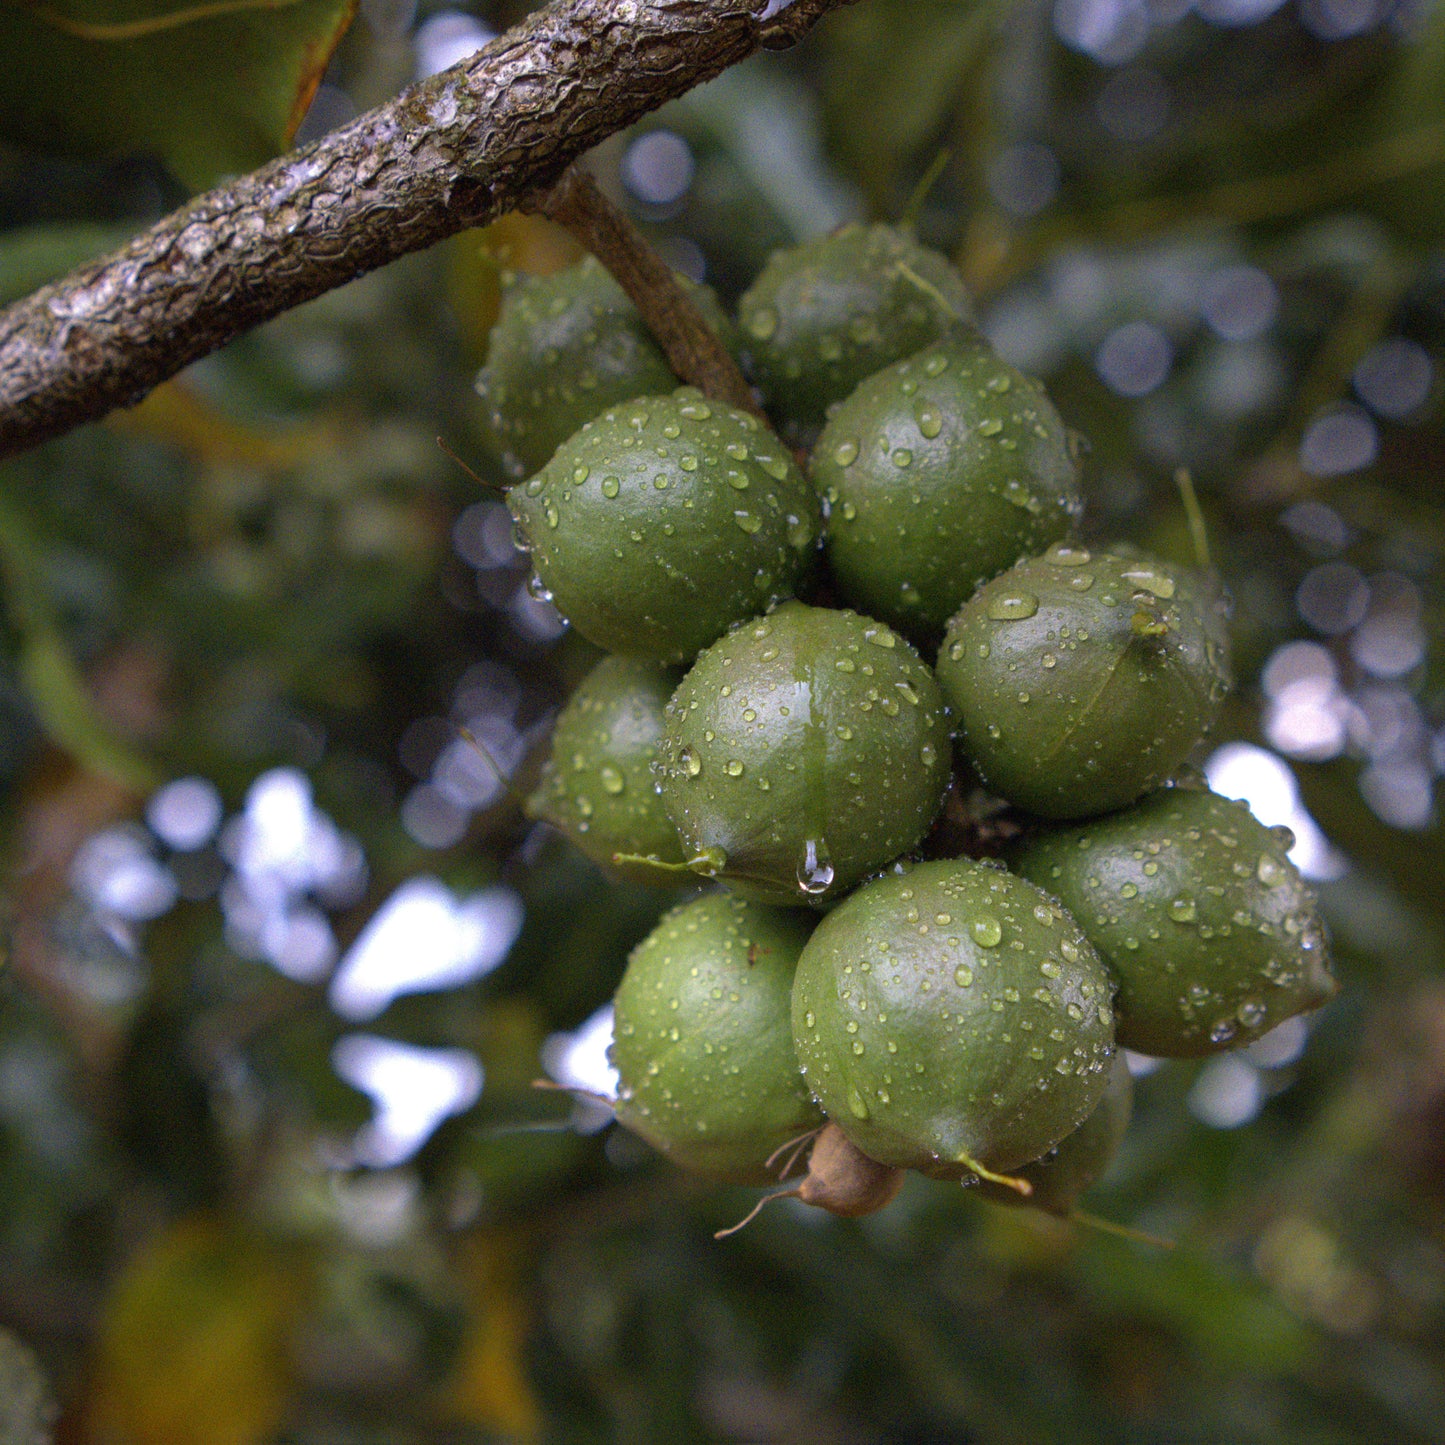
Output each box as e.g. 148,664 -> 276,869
1003,479 -> 1034,510
1039,960 -> 1061,978
847,1085 -> 870,1119
725,759 -> 744,777
920,744 -> 938,767
1209,1019 -> 1237,1044
1237,999 -> 1267,1028
923,352 -> 949,376
747,307 -> 778,340
787,515 -> 813,549
733,511 -> 763,535
893,449 -> 913,468
599,765 -> 625,795
865,629 -> 896,648
971,916 -> 1002,948
979,417 -> 1004,436
601,476 -> 620,498
1122,566 -> 1176,599
833,440 -> 859,467
1169,897 -> 1197,923
680,746 -> 702,778
797,838 -> 835,894
835,657 -> 857,673
759,455 -> 790,481
918,408 -> 943,438
725,441 -> 749,461
544,505 -> 559,529
954,965 -> 974,987
1257,854 -> 1287,887
986,592 -> 1039,621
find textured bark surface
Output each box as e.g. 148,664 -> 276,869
0,0 -> 855,460
535,168 -> 763,416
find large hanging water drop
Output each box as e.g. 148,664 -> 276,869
797,838 -> 836,895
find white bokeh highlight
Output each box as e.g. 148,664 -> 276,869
329,877 -> 523,1022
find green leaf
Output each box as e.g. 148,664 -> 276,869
0,1329 -> 56,1445
0,0 -> 359,191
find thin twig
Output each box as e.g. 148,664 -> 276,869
531,168 -> 762,416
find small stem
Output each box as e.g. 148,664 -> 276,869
764,1125 -> 825,1177
531,1077 -> 617,1109
957,1151 -> 1033,1197
901,149 -> 952,230
436,436 -> 505,495
611,847 -> 725,878
531,168 -> 763,419
1069,1207 -> 1176,1249
894,260 -> 967,322
1174,468 -> 1211,571
715,1185 -> 800,1239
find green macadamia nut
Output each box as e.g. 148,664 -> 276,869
975,1052 -> 1133,1214
477,256 -> 739,475
527,656 -> 686,885
1013,788 -> 1337,1057
609,893 -> 823,1183
813,333 -> 1082,644
791,858 -> 1116,1177
737,223 -> 975,437
658,602 -> 952,906
508,390 -> 820,663
936,545 -> 1232,818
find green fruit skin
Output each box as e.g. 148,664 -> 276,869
813,333 -> 1082,646
791,858 -> 1117,1176
477,256 -> 740,475
975,1052 -> 1133,1213
1013,788 -> 1337,1057
609,893 -> 823,1183
658,602 -> 951,906
527,656 -> 686,886
936,545 -> 1232,819
737,222 -> 975,437
508,390 -> 820,663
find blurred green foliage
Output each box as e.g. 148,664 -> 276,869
2,0 -> 1445,1441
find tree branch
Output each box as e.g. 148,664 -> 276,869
532,168 -> 763,416
0,0 -> 858,461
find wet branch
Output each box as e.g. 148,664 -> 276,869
0,0 -> 856,460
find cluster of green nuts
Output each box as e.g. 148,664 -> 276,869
485,222 -> 1338,1225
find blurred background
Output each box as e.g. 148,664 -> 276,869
2,0 -> 1445,1439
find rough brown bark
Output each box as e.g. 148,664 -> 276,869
534,168 -> 763,417
0,0 -> 856,461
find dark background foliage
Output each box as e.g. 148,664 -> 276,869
1,0 -> 1443,1440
